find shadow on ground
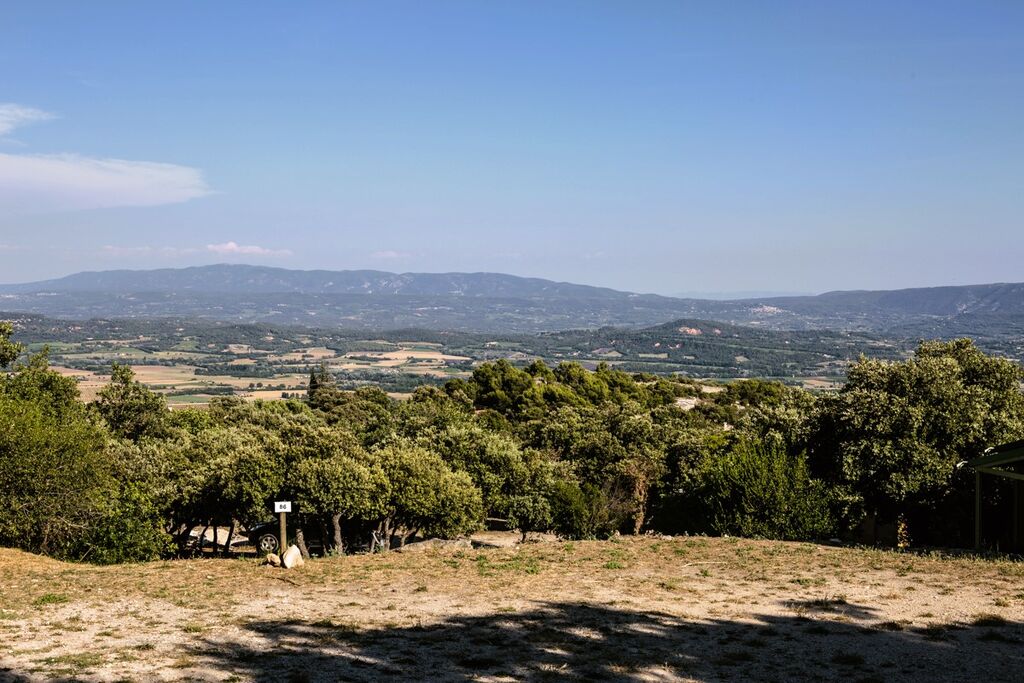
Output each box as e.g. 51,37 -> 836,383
169,601 -> 1024,682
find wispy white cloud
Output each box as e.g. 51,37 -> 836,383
0,153 -> 212,213
0,104 -> 55,137
0,102 -> 212,213
207,241 -> 292,256
370,250 -> 413,260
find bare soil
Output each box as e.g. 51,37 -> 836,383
1,535 -> 1022,682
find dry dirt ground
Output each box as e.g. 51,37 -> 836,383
1,536 -> 1023,682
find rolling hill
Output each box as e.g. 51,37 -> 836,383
2,264 -> 1023,335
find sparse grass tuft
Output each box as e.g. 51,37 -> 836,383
791,576 -> 826,587
972,613 -> 1008,628
41,651 -> 104,672
32,593 -> 69,607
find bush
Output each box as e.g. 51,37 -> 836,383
0,389 -> 111,559
548,479 -> 591,539
547,480 -> 619,540
376,443 -> 484,544
507,493 -> 552,539
78,482 -> 172,564
699,438 -> 834,541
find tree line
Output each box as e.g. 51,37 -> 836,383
1,319 -> 1022,563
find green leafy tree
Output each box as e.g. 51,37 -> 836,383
0,365 -> 111,558
313,387 -> 397,447
3,350 -> 81,416
0,321 -> 22,368
375,443 -> 483,546
424,424 -> 529,519
170,425 -> 284,553
92,364 -> 168,441
80,479 -> 173,564
607,406 -> 666,534
808,339 -> 1024,543
306,362 -> 337,407
290,453 -> 388,553
397,385 -> 474,437
471,360 -> 535,414
505,450 -> 557,540
283,423 -> 387,553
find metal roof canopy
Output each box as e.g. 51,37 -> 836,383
969,439 -> 1024,550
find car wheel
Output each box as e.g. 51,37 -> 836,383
257,533 -> 279,554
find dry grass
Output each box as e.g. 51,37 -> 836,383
1,536 -> 1022,681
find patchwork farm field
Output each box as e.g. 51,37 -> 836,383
6,315 -> 913,404
1,536 -> 1023,682
41,340 -> 471,405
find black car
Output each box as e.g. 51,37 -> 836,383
246,521 -> 326,555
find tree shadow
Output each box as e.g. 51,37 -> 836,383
784,597 -> 879,621
184,601 -> 1024,682
0,664 -> 31,682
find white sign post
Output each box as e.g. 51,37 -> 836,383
274,501 -> 291,554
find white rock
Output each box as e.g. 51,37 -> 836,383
265,553 -> 281,567
282,544 -> 305,569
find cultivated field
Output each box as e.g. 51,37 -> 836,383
1,536 -> 1023,682
11,316 -> 898,404
41,339 -> 472,406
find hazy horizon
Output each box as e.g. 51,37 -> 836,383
2,2 -> 1022,294
6,260 -> 1024,301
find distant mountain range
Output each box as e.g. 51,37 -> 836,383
1,265 -> 637,299
2,264 -> 1023,335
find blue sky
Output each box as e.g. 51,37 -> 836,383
1,1 -> 1022,295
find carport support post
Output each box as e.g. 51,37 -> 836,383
975,470 -> 982,551
279,511 -> 287,554
1014,480 -> 1020,551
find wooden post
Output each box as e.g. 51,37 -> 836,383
279,511 -> 287,553
273,501 -> 292,555
1014,480 -> 1020,552
975,470 -> 982,551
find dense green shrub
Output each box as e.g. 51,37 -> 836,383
807,339 -> 1024,544
699,438 -> 833,540
547,480 -> 621,539
0,371 -> 112,559
376,443 -> 484,544
78,481 -> 173,564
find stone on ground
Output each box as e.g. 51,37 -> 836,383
281,545 -> 304,569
